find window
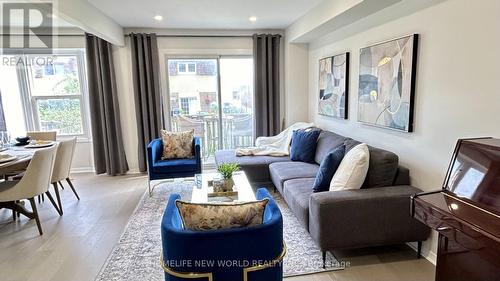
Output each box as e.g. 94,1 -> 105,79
177,62 -> 196,74
180,97 -> 190,113
180,97 -> 197,114
0,50 -> 89,138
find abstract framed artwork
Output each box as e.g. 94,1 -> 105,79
358,34 -> 418,132
318,52 -> 349,119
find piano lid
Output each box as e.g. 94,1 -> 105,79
443,137 -> 500,216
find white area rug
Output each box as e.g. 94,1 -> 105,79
95,180 -> 342,280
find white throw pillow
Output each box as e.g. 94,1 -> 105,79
329,143 -> 370,191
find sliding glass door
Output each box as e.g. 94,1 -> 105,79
166,57 -> 254,163
219,58 -> 254,149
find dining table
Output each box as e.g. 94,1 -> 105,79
0,147 -> 35,176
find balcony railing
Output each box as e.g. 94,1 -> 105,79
171,113 -> 254,162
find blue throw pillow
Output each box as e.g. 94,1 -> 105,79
290,128 -> 320,163
313,145 -> 345,192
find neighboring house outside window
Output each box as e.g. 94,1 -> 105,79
177,62 -> 196,74
168,60 -> 217,76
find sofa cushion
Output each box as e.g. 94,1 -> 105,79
344,139 -> 399,188
152,158 -> 197,174
330,143 -> 370,191
283,178 -> 315,230
215,150 -> 290,182
315,130 -> 348,165
290,128 -> 321,163
313,145 -> 345,193
269,162 -> 319,193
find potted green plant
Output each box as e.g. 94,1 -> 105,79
217,162 -> 240,191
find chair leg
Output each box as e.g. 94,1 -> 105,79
148,180 -> 152,197
322,251 -> 327,269
65,178 -> 80,200
38,195 -> 41,204
12,200 -> 18,221
46,189 -> 62,216
417,241 -> 422,259
28,198 -> 43,235
58,181 -> 64,191
52,182 -> 63,215
52,183 -> 63,215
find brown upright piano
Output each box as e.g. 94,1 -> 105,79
411,138 -> 500,281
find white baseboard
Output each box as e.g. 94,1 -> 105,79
70,167 -> 95,174
406,242 -> 437,265
70,167 -> 144,175
426,249 -> 437,265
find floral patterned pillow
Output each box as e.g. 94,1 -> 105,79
161,130 -> 194,160
175,199 -> 269,231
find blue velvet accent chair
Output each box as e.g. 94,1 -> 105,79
147,137 -> 202,194
161,188 -> 285,281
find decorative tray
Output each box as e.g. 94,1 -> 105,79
207,190 -> 238,198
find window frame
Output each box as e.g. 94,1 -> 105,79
9,49 -> 91,141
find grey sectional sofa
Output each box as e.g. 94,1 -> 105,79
215,129 -> 430,266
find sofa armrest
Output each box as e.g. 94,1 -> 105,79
308,185 -> 430,251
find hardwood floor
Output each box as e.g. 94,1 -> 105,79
0,173 -> 435,281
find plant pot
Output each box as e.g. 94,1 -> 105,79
223,177 -> 234,192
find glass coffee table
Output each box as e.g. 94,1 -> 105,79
192,171 -> 256,203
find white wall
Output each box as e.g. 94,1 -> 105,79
113,36 -> 253,172
305,0 -> 500,262
283,41 -> 309,127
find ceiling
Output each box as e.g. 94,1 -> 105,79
86,0 -> 325,29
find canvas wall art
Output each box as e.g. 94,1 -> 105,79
318,52 -> 349,119
358,34 -> 418,132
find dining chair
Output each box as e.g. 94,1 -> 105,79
0,146 -> 60,235
51,137 -> 78,214
27,131 -> 57,141
12,131 -> 56,204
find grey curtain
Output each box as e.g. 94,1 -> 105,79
253,34 -> 281,137
130,33 -> 163,172
85,33 -> 129,176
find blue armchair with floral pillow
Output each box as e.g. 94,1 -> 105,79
160,188 -> 285,281
147,137 -> 202,194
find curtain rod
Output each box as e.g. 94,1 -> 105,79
125,34 -> 253,38
0,34 -> 84,37
1,34 -> 279,38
